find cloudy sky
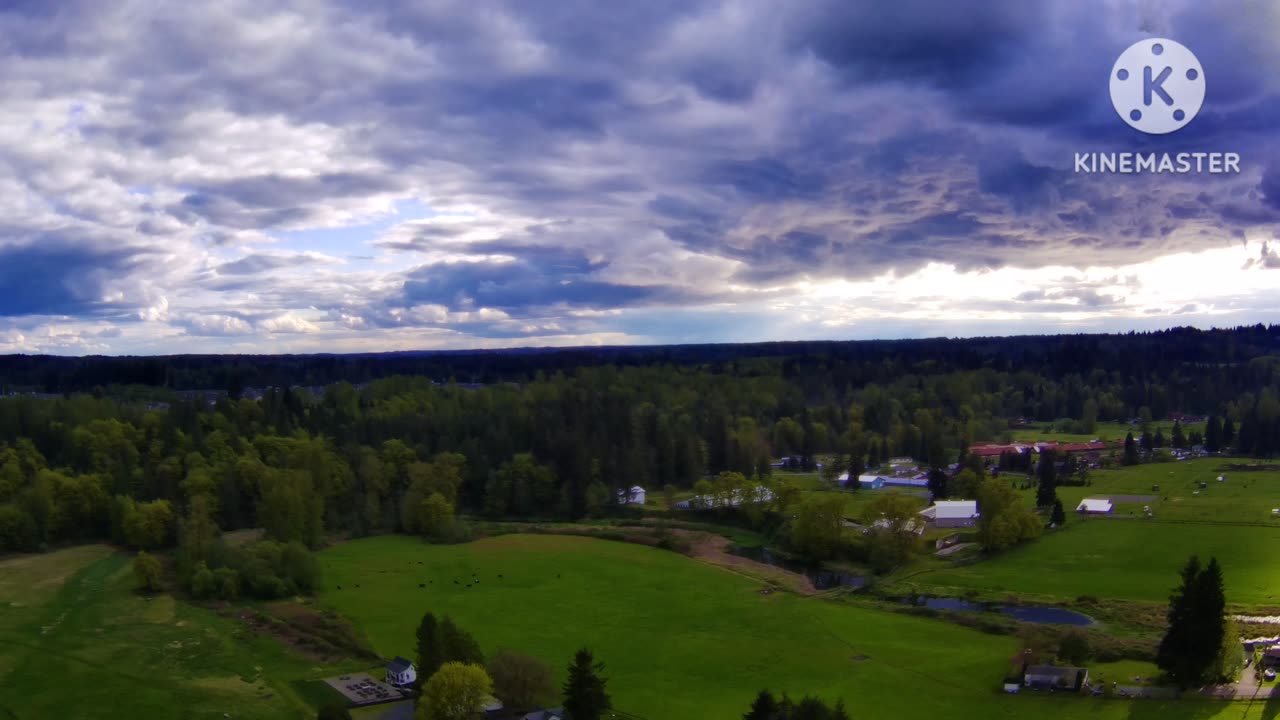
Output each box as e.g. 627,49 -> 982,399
2,0 -> 1279,354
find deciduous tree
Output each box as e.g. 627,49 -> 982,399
132,551 -> 163,593
487,649 -> 555,712
416,662 -> 493,720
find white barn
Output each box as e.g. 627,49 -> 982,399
617,486 -> 646,505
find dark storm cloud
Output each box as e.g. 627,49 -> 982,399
0,240 -> 148,317
794,0 -> 1044,88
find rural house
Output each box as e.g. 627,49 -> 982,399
617,486 -> 646,505
1076,498 -> 1113,514
1264,646 -> 1280,668
385,657 -> 416,688
1024,665 -> 1088,691
919,500 -> 979,528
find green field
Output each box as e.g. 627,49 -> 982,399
904,458 -> 1280,605
318,534 -> 1270,720
912,518 -> 1280,606
0,546 -> 359,719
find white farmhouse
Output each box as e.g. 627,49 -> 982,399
385,657 -> 416,688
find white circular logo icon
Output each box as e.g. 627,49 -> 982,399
1109,38 -> 1205,135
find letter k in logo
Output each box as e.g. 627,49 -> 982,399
1144,65 -> 1173,106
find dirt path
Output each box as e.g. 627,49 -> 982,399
474,522 -> 822,596
680,532 -> 818,596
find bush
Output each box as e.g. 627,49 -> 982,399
132,551 -> 163,593
0,504 -> 39,552
189,561 -> 216,599
213,567 -> 239,600
230,539 -> 322,599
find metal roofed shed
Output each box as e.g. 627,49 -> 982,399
1076,498 -> 1113,514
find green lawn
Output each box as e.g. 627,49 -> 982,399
0,546 -> 360,719
912,519 -> 1280,606
318,534 -> 1266,720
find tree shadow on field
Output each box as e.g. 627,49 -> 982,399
1261,688 -> 1280,720
1122,697 -> 1220,720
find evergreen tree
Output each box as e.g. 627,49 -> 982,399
743,689 -> 779,720
415,612 -> 442,685
1153,428 -> 1166,449
1157,555 -> 1201,689
439,617 -> 484,667
562,648 -> 611,720
1222,417 -> 1236,447
1035,449 -> 1057,508
1171,421 -> 1187,450
1194,558 -> 1228,681
1050,498 -> 1065,527
1123,432 -> 1140,465
1157,555 -> 1228,690
1204,415 -> 1222,453
926,468 -> 949,500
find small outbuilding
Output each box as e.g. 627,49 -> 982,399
1076,498 -> 1113,514
522,710 -> 565,720
385,657 -> 416,688
617,486 -> 646,505
1024,664 -> 1088,691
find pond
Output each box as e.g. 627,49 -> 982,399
917,597 -> 1095,626
730,546 -> 867,590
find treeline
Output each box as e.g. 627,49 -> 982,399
1,329 -> 1279,556
3,326 -> 1280,398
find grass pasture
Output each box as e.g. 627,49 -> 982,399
905,458 -> 1280,606
1049,458 -> 1280,525
318,533 -> 1267,720
0,546 -> 361,719
911,519 -> 1280,606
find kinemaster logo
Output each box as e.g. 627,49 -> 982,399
1075,38 -> 1241,175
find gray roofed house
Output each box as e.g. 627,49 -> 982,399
385,656 -> 416,688
1024,664 -> 1088,691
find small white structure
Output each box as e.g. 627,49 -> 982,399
617,486 -> 646,505
385,657 -> 416,688
1076,498 -> 1113,514
674,486 -> 775,510
1271,508 -> 1279,517
920,500 -> 980,528
1218,475 -> 1226,482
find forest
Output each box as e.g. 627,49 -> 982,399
1,325 -> 1279,565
